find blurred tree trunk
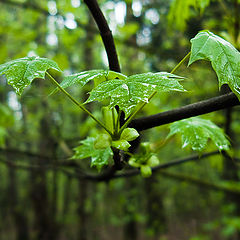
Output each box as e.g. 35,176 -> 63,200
76,12 -> 95,240
25,6 -> 60,240
30,98 -> 59,240
0,75 -> 30,239
63,176 -> 72,216
83,13 -> 94,70
6,155 -> 30,240
122,4 -> 139,240
221,85 -> 240,240
1,80 -> 30,240
144,176 -> 166,240
123,179 -> 138,240
77,179 -> 88,240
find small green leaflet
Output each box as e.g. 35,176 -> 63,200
72,137 -> 113,171
167,117 -> 230,152
0,56 -> 61,95
86,72 -> 185,118
189,31 -> 240,98
112,139 -> 130,151
120,128 -> 139,141
59,69 -> 127,89
129,154 -> 159,178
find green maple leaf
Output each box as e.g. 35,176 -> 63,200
0,56 -> 61,95
59,69 -> 126,89
72,137 -> 113,171
189,31 -> 240,98
168,117 -> 230,152
86,72 -> 185,118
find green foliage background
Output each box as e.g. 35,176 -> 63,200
0,0 -> 240,240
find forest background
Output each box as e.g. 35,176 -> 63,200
0,0 -> 240,240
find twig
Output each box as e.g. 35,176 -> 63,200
0,147 -> 51,160
160,171 -> 240,195
0,156 -> 80,169
58,151 -> 220,181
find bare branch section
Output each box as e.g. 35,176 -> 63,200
160,171 -> 240,196
0,149 -> 218,180
83,0 -> 121,72
2,148 -> 240,195
130,92 -> 240,131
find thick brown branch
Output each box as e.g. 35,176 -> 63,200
83,0 -> 120,72
130,92 -> 240,131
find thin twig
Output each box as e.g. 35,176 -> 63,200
160,171 -> 240,195
58,151 -> 220,181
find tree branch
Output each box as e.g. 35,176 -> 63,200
130,92 -> 240,131
160,171 -> 240,195
83,0 -> 121,72
0,150 -> 219,180
0,147 -> 51,160
58,151 -> 220,181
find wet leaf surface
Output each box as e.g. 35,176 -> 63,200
168,117 -> 230,151
189,31 -> 240,98
0,56 -> 61,95
87,72 -> 185,117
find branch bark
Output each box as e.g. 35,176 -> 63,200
83,0 -> 121,72
130,92 -> 240,131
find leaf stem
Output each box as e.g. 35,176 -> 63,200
118,52 -> 191,134
170,51 -> 191,74
112,108 -> 116,134
119,93 -> 156,135
117,110 -> 122,131
46,72 -> 113,136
